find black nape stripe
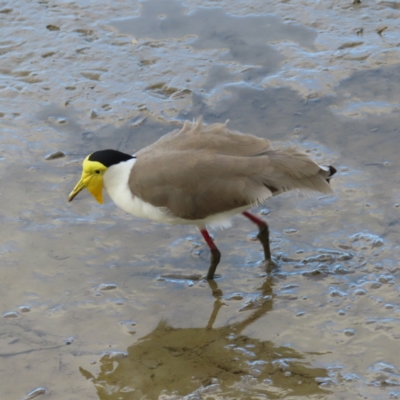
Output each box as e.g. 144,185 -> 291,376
89,149 -> 134,167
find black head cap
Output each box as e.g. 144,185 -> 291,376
88,149 -> 134,167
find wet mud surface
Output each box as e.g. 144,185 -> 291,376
1,0 -> 400,399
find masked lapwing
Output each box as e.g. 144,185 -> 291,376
69,118 -> 336,279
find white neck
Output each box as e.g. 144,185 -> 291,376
103,158 -> 136,210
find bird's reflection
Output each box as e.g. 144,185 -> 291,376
80,277 -> 329,399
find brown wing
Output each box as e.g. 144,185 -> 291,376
129,150 -> 273,220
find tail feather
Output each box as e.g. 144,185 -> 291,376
259,147 -> 336,196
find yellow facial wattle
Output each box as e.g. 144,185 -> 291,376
68,157 -> 106,204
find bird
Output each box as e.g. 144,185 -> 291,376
69,118 -> 336,280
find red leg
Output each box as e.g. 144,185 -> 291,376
200,229 -> 221,280
242,211 -> 267,229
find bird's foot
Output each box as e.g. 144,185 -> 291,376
264,258 -> 278,274
202,273 -> 222,281
207,279 -> 224,297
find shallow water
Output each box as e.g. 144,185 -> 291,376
1,0 -> 400,399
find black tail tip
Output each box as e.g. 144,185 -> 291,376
326,165 -> 337,183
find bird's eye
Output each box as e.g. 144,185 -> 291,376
95,170 -> 101,174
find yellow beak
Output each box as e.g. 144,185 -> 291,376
68,171 -> 104,204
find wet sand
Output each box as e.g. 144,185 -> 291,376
1,0 -> 400,399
